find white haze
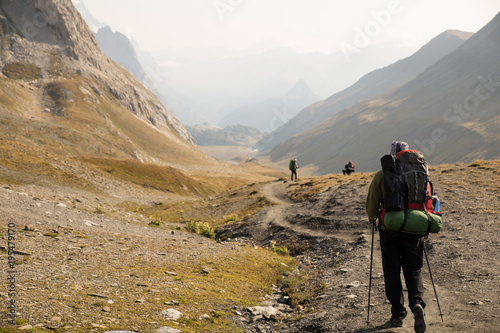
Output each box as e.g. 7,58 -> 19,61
78,0 -> 500,126
80,0 -> 499,54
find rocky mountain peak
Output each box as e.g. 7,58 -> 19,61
284,79 -> 318,100
0,0 -> 195,150
0,0 -> 101,61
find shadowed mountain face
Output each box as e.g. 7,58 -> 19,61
0,0 -> 210,169
94,26 -> 146,81
258,30 -> 473,153
267,13 -> 500,174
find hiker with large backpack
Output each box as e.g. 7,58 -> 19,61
366,141 -> 442,333
289,159 -> 299,181
343,161 -> 355,175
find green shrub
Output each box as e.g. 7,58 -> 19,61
94,206 -> 105,214
224,215 -> 238,223
186,221 -> 215,239
0,328 -> 16,333
211,310 -> 226,318
271,241 -> 289,256
148,220 -> 161,228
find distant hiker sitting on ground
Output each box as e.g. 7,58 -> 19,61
366,141 -> 428,333
343,161 -> 355,175
289,159 -> 299,181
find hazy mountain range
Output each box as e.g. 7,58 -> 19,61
74,1 -> 419,132
153,44 -> 415,126
72,0 -> 104,31
267,12 -> 500,174
219,79 -> 320,131
71,1 -> 499,175
257,30 -> 473,152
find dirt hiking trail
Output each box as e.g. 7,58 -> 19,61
260,182 -> 358,243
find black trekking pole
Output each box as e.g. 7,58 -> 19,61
366,221 -> 376,327
423,245 -> 444,322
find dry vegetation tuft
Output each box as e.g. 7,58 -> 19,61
1,62 -> 42,81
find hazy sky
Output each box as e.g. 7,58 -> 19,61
80,0 -> 500,54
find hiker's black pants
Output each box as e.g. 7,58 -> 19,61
379,229 -> 426,318
291,170 -> 297,181
343,169 -> 354,175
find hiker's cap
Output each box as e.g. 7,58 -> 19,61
390,141 -> 409,155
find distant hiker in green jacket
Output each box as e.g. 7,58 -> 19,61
289,159 -> 299,181
366,141 -> 427,333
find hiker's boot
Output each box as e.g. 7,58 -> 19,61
389,315 -> 403,327
412,304 -> 426,333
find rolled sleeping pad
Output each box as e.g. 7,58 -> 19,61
383,209 -> 442,235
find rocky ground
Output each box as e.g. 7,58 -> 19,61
0,160 -> 499,332
0,180 -> 293,332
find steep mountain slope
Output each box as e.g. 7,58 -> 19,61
219,79 -> 320,131
268,12 -> 500,174
258,30 -> 472,152
0,0 -> 234,194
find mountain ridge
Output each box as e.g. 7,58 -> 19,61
258,29 -> 473,152
152,42 -> 416,126
0,0 -> 198,161
267,13 -> 500,173
219,79 -> 320,131
94,26 -> 146,81
0,0 -> 248,198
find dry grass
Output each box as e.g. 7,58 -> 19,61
0,140 -> 95,190
78,157 -> 215,197
282,266 -> 327,308
1,62 -> 42,81
135,182 -> 276,230
0,76 -> 282,199
286,172 -> 370,202
90,242 -> 296,333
